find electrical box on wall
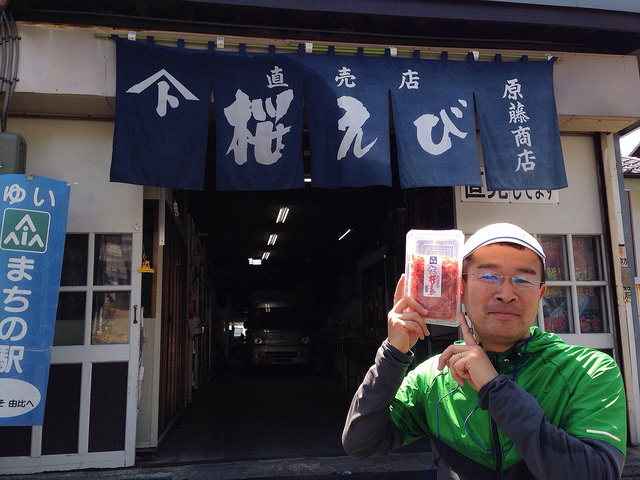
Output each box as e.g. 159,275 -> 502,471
0,132 -> 26,174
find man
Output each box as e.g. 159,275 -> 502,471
342,223 -> 627,479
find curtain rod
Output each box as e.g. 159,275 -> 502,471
94,32 -> 560,61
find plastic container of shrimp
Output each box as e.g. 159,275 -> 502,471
404,229 -> 464,326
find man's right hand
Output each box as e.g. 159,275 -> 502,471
437,315 -> 498,391
387,274 -> 430,354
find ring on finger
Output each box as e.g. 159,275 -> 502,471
458,352 -> 463,359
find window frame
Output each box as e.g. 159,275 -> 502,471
55,233 -> 133,346
537,233 -> 615,352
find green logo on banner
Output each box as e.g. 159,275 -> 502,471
0,208 -> 50,253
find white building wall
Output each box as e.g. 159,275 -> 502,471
8,118 -> 143,233
457,135 -> 602,235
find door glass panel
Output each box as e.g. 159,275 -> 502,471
88,362 -> 127,452
540,235 -> 569,281
60,234 -> 88,286
53,291 -> 86,346
578,286 -> 608,333
91,291 -> 130,344
93,234 -> 132,286
41,364 -> 81,454
0,426 -> 31,457
573,236 -> 603,281
543,286 -> 573,333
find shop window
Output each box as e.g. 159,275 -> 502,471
543,285 -> 573,333
54,234 -> 88,346
93,234 -> 132,286
53,291 -> 86,346
540,235 -> 610,335
91,291 -> 131,344
91,234 -> 132,344
54,233 -> 132,346
60,234 -> 88,286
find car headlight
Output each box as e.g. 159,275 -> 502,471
253,336 -> 264,345
300,335 -> 310,344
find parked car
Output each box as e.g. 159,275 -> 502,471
245,295 -> 314,369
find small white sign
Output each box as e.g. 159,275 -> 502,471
0,378 -> 41,418
460,168 -> 560,204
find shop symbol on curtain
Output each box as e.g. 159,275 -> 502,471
110,36 -> 212,190
125,68 -> 199,117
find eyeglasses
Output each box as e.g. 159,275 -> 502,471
463,271 -> 543,290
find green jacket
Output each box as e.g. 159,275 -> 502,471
343,327 -> 627,479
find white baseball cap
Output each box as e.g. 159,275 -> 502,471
462,223 -> 546,266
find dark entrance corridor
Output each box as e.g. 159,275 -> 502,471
139,370 -> 356,465
140,368 -> 429,467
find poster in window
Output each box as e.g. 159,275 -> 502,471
541,235 -> 568,281
543,286 -> 573,333
578,286 -> 607,333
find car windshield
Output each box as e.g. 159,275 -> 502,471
253,307 -> 308,329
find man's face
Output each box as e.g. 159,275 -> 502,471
462,243 -> 547,352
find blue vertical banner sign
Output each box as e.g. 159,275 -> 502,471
303,50 -> 392,188
474,57 -> 567,191
213,49 -> 305,190
390,55 -> 482,188
110,37 -> 212,190
0,174 -> 70,426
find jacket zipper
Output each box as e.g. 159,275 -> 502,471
490,354 -> 503,480
491,416 -> 503,480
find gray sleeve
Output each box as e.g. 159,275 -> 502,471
478,374 -> 625,480
341,339 -> 414,458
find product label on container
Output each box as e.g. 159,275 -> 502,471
423,255 -> 442,297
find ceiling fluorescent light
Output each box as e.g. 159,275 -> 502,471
267,234 -> 278,246
262,251 -> 270,260
276,206 -> 289,223
338,228 -> 352,241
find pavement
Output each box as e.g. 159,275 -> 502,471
625,447 -> 640,478
4,449 -> 640,480
0,453 -> 433,480
2,370 -> 640,479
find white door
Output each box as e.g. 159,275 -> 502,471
1,232 -> 142,473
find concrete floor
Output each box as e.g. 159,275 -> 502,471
132,366 -> 640,479
139,369 -> 361,465
7,368 -> 639,479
